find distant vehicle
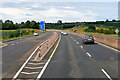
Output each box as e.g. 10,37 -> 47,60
34,32 -> 39,36
83,35 -> 94,44
63,32 -> 68,35
61,31 -> 64,34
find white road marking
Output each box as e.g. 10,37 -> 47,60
28,63 -> 45,65
95,41 -> 120,52
37,59 -> 51,79
77,42 -> 79,44
86,52 -> 92,57
101,69 -> 112,80
11,44 -> 14,45
81,46 -> 83,48
21,72 -> 39,75
25,67 -> 43,69
13,35 -> 56,79
13,46 -> 39,78
74,40 -> 76,41
16,42 -> 19,44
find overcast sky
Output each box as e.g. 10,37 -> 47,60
0,0 -> 119,23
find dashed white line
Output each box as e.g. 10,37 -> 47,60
25,67 -> 43,69
86,52 -> 92,57
77,42 -> 79,44
74,40 -> 76,41
81,46 -> 83,48
21,72 -> 39,75
11,44 -> 15,45
101,69 -> 112,80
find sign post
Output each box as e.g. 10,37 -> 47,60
40,21 -> 45,31
20,30 -> 22,39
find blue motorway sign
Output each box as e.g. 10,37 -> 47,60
40,21 -> 45,30
20,30 -> 22,33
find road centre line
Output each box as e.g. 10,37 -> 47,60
81,46 -> 83,48
77,42 -> 79,44
37,35 -> 61,79
101,69 -> 112,80
86,52 -> 92,57
11,44 -> 15,45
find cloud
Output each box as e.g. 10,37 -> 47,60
32,4 -> 39,8
64,6 -> 74,9
0,2 -> 117,23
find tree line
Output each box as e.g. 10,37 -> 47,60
0,19 -> 120,30
1,20 -> 40,30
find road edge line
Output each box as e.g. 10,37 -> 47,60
101,69 -> 112,80
95,41 -> 120,52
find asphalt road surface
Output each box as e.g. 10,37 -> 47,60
1,32 -> 53,78
41,33 -> 119,79
1,32 -> 119,80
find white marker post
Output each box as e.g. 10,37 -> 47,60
115,29 -> 119,36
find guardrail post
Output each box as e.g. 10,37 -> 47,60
47,41 -> 48,49
39,45 -> 41,57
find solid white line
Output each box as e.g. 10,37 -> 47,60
101,69 -> 112,80
25,67 -> 43,69
13,46 -> 39,78
28,63 -> 45,65
21,72 -> 39,75
87,52 -> 92,57
95,41 -> 120,52
37,59 -> 51,79
81,46 -> 83,48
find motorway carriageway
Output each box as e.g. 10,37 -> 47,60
41,33 -> 119,80
1,32 -> 119,80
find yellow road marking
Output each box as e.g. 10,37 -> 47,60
49,35 -> 61,59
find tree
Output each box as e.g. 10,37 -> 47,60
0,20 -> 3,30
57,20 -> 62,24
30,20 -> 36,28
25,20 -> 30,28
3,20 -> 15,30
88,25 -> 96,30
105,19 -> 109,22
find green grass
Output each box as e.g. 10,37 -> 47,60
65,27 -> 119,38
0,44 -> 2,46
1,34 -> 34,42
